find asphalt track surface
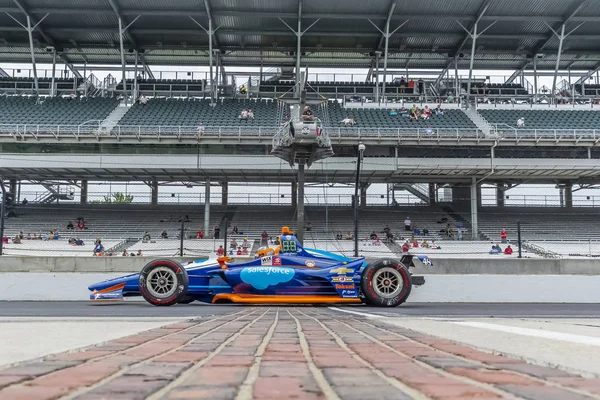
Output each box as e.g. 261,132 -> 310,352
1,301 -> 600,318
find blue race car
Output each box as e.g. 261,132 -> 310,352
89,227 -> 429,307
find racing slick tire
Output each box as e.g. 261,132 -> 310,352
177,296 -> 196,304
139,259 -> 188,307
360,259 -> 412,307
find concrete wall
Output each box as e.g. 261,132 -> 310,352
2,256 -> 600,275
1,273 -> 599,302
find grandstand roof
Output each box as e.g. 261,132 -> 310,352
2,0 -> 600,70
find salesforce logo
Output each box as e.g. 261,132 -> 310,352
240,267 -> 295,290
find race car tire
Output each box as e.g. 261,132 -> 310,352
139,259 -> 188,307
177,296 -> 196,304
360,259 -> 412,307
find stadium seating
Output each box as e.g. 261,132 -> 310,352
478,109 -> 600,130
0,96 -> 118,125
118,98 -> 278,127
0,77 -> 83,91
325,102 -> 477,130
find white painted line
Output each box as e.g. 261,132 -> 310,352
451,321 -> 600,347
328,307 -> 386,319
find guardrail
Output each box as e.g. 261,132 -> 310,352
2,123 -> 600,143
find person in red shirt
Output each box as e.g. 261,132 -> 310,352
402,241 -> 410,253
500,229 -> 508,244
216,245 -> 224,256
504,245 -> 513,255
197,230 -> 204,239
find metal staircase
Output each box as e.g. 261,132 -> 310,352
463,108 -> 494,135
33,183 -> 75,204
394,183 -> 430,203
99,100 -> 131,134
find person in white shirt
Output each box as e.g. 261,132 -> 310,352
517,117 -> 524,127
139,95 -> 148,105
340,116 -> 355,126
247,109 -> 255,120
197,122 -> 205,136
240,109 -> 248,119
404,217 -> 412,231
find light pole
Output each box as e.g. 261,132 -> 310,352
354,142 -> 366,257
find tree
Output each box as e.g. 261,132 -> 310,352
92,192 -> 134,204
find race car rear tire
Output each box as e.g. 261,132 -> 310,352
360,259 -> 412,307
178,296 -> 196,304
139,259 -> 188,307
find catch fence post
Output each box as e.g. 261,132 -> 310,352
517,220 -> 522,259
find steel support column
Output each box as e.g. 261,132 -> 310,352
295,0 -> 302,91
297,162 -> 305,245
496,182 -> 505,207
291,181 -> 297,208
454,57 -> 459,99
552,24 -> 566,103
80,179 -> 88,204
118,17 -> 127,104
221,182 -> 228,205
382,20 -> 390,100
429,183 -> 436,205
533,56 -> 538,102
375,51 -> 380,103
204,179 -> 210,236
151,180 -> 158,205
133,49 -> 138,100
209,18 -> 214,103
564,182 -> 573,208
50,49 -> 56,97
465,22 -> 477,109
25,16 -> 39,98
470,176 -> 478,240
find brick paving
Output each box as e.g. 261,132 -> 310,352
0,308 -> 599,399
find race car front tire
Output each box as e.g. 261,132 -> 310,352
139,259 -> 188,307
360,259 -> 412,307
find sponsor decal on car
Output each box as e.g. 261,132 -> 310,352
331,276 -> 354,283
305,260 -> 315,267
261,256 -> 272,265
331,267 -> 353,275
341,289 -> 358,298
272,256 -> 282,266
240,267 -> 295,290
335,283 -> 355,290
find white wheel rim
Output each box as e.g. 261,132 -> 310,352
372,267 -> 403,299
146,266 -> 177,299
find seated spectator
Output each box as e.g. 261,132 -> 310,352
390,108 -> 398,116
402,241 -> 410,253
143,231 -> 151,241
504,245 -> 513,255
409,106 -> 418,120
242,247 -> 249,255
301,106 -> 313,121
435,104 -> 444,115
130,252 -> 136,256
77,220 -> 85,230
335,232 -> 343,240
423,227 -> 429,235
369,231 -> 378,240
75,238 -> 84,246
424,126 -> 433,134
374,237 -> 382,246
139,95 -> 148,105
489,244 -> 501,254
345,232 -> 353,240
261,231 -> 269,246
232,225 -> 239,235
137,250 -> 143,256
197,122 -> 205,136
13,235 -> 21,244
122,250 -> 128,256
240,109 -> 249,120
421,240 -> 429,248
306,221 -> 312,231
217,245 -> 225,256
431,239 -> 440,249
94,241 -> 104,255
214,225 -> 221,239
26,233 -> 32,240
340,116 -> 355,126
274,237 -> 280,245
67,221 -> 74,230
413,226 -> 421,236
404,217 -> 412,231
517,117 -> 525,128
230,238 -> 238,249
197,229 -> 204,239
68,237 -> 76,245
161,230 -> 168,239
382,225 -> 391,235
70,92 -> 77,100
248,109 -> 255,120
424,106 -> 431,117
22,198 -> 28,205
237,247 -> 242,256
242,238 -> 250,248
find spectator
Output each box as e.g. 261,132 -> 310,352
390,108 -> 398,116
422,240 -> 429,248
248,109 -> 255,120
489,244 -> 500,254
75,238 -> 84,246
418,78 -> 424,94
382,225 -> 391,236
242,238 -> 250,248
197,229 -> 204,239
18,231 -> 23,240
240,84 -> 247,94
232,225 -> 239,235
197,122 -> 205,136
457,227 -> 463,241
143,231 -> 151,241
94,240 -> 104,255
413,226 -> 421,236
435,104 -> 444,115
399,77 -> 406,93
425,126 -> 433,134
67,221 -> 74,230
139,95 -> 148,105
408,79 -> 415,93
345,232 -> 353,240
26,233 -> 32,240
22,198 -> 28,205
274,237 -> 280,245
424,106 -> 431,117
13,235 -> 21,244
240,109 -> 248,120
335,232 -> 343,240
306,221 -> 312,231
409,106 -> 418,120
130,253 -> 136,256
236,246 -> 242,256
301,106 -> 313,120
369,231 -> 378,240
230,237 -> 238,249
217,245 -> 225,256
504,245 -> 513,255
161,230 -> 168,239
77,220 -> 86,230
500,229 -> 508,243
404,217 -> 412,231
402,241 -> 410,253
261,231 -> 269,246
431,239 -> 440,249
517,117 -> 525,128
137,250 -> 143,256
214,225 -> 221,239
340,115 -> 355,126
70,92 -> 77,100
122,250 -> 128,256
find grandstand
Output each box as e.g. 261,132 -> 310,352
2,0 -> 600,262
